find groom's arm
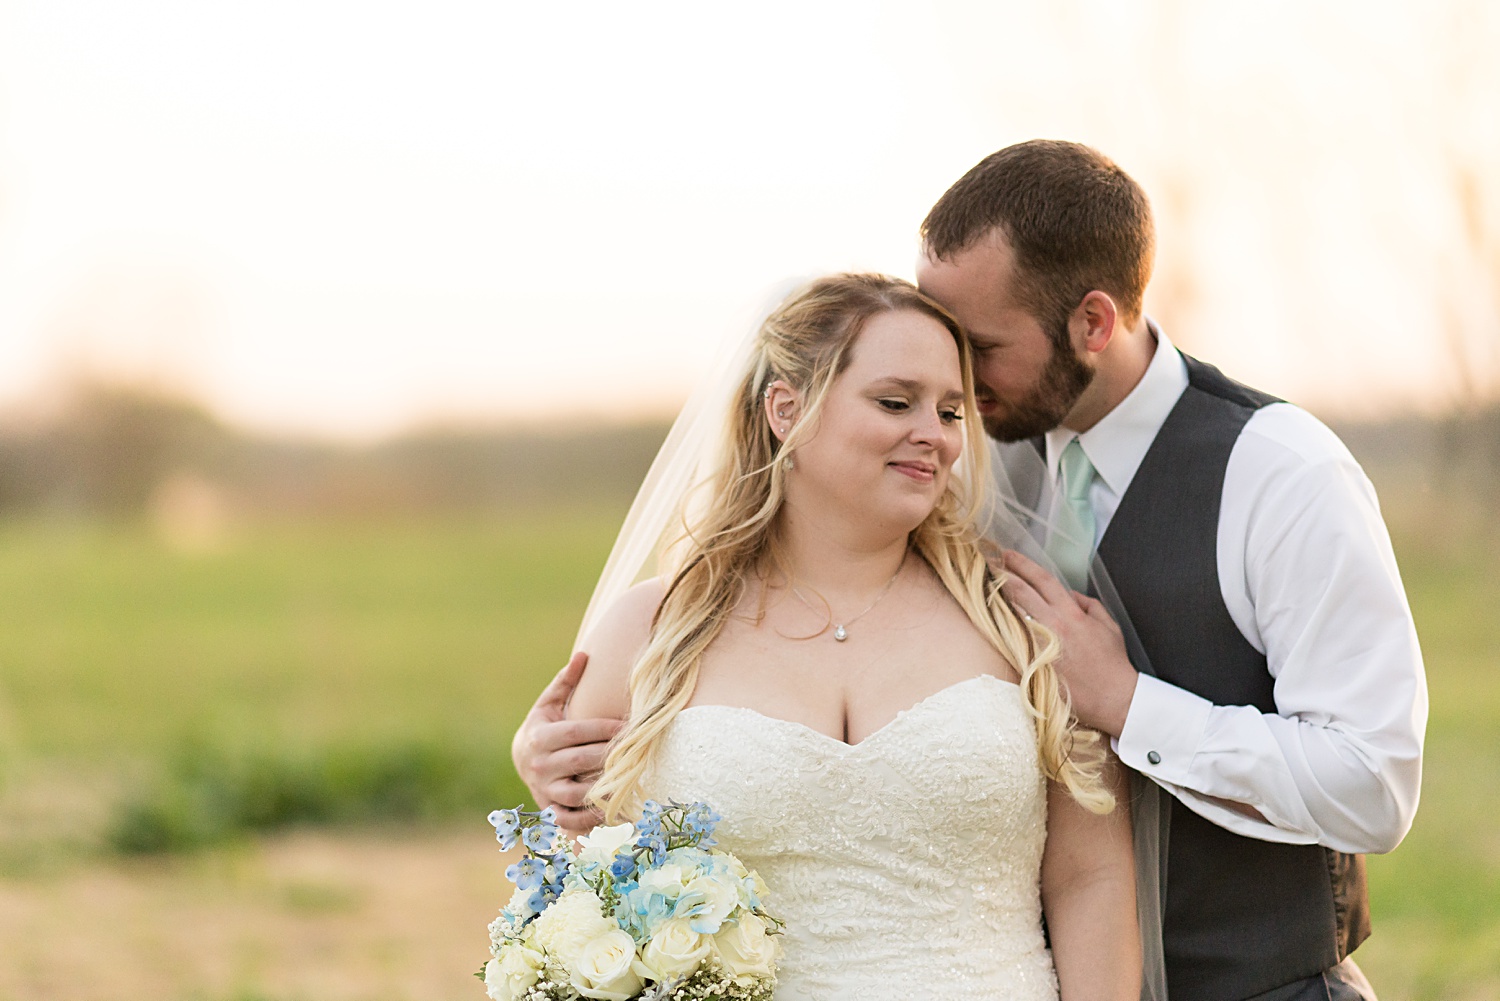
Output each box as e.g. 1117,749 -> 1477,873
1112,416 -> 1426,854
1010,411 -> 1428,855
511,652 -> 623,831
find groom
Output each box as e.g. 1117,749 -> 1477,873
511,141 -> 1427,1001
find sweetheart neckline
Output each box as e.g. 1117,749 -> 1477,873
673,673 -> 1020,750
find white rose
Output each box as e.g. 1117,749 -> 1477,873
637,916 -> 711,981
568,928 -> 645,1001
575,822 -> 637,869
531,889 -> 617,968
677,872 -> 740,935
484,941 -> 545,1001
636,863 -> 689,899
713,914 -> 780,980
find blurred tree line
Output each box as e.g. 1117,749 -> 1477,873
0,381 -> 671,521
0,378 -> 1495,525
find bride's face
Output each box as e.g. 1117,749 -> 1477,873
783,309 -> 966,537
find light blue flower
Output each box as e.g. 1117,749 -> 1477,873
489,807 -> 522,851
738,875 -> 763,911
636,832 -> 668,866
523,822 -> 561,855
619,882 -> 674,938
609,853 -> 637,881
683,802 -> 721,837
538,805 -> 559,825
506,856 -> 546,891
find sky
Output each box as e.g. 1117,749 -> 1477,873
0,0 -> 1496,438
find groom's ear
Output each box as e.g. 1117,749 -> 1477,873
763,380 -> 802,442
1071,291 -> 1119,357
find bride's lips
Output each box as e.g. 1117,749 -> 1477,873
889,460 -> 938,483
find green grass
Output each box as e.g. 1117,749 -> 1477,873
1356,512 -> 1500,1000
0,505 -> 624,859
0,492 -> 1495,998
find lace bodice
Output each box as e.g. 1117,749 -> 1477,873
644,674 -> 1057,1001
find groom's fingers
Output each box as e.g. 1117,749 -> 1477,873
533,718 -> 625,755
533,651 -> 590,719
1077,594 -> 1126,641
998,570 -> 1047,623
1001,550 -> 1076,608
537,740 -> 613,781
549,802 -> 604,831
544,774 -> 599,810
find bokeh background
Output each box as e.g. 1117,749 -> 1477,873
1,1 -> 1497,999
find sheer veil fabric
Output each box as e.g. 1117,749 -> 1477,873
575,320 -> 1168,1001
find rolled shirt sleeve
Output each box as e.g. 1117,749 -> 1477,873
1114,404 -> 1428,854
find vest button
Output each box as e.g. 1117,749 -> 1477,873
1146,750 -> 1162,765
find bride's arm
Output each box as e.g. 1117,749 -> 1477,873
1040,750 -> 1141,1001
511,580 -> 662,830
566,577 -> 662,722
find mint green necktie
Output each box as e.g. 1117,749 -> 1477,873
1047,438 -> 1098,592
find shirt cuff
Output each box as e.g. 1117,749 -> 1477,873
1114,674 -> 1213,785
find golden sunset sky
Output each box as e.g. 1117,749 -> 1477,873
0,0 -> 1495,437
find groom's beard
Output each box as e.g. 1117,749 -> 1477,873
981,339 -> 1095,443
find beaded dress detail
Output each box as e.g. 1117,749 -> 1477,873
644,674 -> 1057,1001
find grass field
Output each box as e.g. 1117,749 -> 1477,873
0,506 -> 623,863
0,486 -> 1496,999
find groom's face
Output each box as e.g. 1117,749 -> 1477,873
916,233 -> 1092,442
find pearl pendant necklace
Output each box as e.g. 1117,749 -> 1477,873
790,552 -> 906,643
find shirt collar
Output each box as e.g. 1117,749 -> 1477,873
1043,319 -> 1189,497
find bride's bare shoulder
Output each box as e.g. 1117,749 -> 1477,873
567,578 -> 665,720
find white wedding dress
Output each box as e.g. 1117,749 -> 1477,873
644,673 -> 1058,1001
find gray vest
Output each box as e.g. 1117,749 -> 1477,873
1094,356 -> 1371,1001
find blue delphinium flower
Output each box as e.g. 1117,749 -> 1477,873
506,856 -> 546,891
635,831 -> 668,866
609,853 -> 637,881
488,808 -> 522,851
538,805 -> 559,826
523,820 -> 561,855
683,802 -> 721,837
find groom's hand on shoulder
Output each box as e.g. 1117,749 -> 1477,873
999,551 -> 1139,738
511,651 -> 624,831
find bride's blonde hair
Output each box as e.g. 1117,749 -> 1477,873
590,273 -> 1113,820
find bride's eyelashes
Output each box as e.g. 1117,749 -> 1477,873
876,398 -> 964,424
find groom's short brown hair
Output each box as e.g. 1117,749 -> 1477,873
921,140 -> 1155,346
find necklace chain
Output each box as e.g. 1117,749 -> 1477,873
788,552 -> 906,642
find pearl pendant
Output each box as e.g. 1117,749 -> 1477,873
834,624 -> 848,642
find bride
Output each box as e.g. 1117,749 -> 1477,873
561,273 -> 1140,1000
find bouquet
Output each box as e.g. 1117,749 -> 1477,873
481,800 -> 781,1001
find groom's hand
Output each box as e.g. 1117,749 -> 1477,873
999,551 -> 1139,738
511,652 -> 624,831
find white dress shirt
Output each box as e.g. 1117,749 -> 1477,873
1040,325 -> 1428,854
